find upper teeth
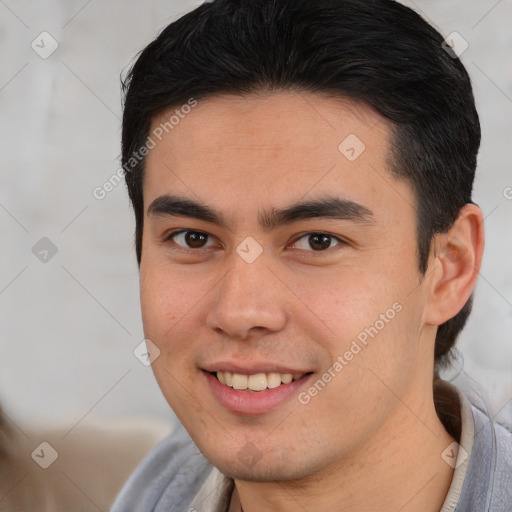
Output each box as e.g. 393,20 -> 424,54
216,371 -> 304,391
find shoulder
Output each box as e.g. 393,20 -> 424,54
468,404 -> 512,511
111,421 -> 213,512
471,403 -> 512,468
490,417 -> 512,509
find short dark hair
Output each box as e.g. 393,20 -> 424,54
121,0 -> 481,373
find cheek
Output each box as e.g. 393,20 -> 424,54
139,256 -> 201,335
139,265 -> 201,405
302,265 -> 422,381
291,267 -> 384,341
138,259 -> 219,380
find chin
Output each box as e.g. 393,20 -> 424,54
215,459 -> 303,482
203,444 -> 322,483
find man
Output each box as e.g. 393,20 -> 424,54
112,0 -> 512,510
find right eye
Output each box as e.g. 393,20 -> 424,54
164,230 -> 217,250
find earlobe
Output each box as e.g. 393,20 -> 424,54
425,204 -> 485,327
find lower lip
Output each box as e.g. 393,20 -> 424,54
204,371 -> 313,415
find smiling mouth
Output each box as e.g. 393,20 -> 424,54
210,371 -> 312,392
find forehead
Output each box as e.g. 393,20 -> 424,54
148,90 -> 389,161
143,91 -> 412,225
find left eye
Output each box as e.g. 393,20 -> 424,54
291,233 -> 344,251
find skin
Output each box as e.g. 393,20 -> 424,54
139,91 -> 484,512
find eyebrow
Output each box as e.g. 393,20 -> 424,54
147,194 -> 375,231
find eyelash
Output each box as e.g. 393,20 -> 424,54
163,229 -> 347,254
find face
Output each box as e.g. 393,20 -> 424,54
139,91 -> 434,481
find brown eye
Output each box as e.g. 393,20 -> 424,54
167,230 -> 213,249
292,232 -> 344,252
308,234 -> 332,250
184,231 -> 208,248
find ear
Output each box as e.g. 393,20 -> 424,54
424,204 -> 485,327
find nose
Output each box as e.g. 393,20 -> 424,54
205,251 -> 288,340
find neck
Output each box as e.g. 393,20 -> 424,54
230,388 -> 457,512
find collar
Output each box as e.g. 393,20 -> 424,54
188,464 -> 233,512
440,387 -> 475,511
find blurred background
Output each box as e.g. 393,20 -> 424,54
0,0 -> 511,508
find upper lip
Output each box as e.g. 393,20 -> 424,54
202,362 -> 312,375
